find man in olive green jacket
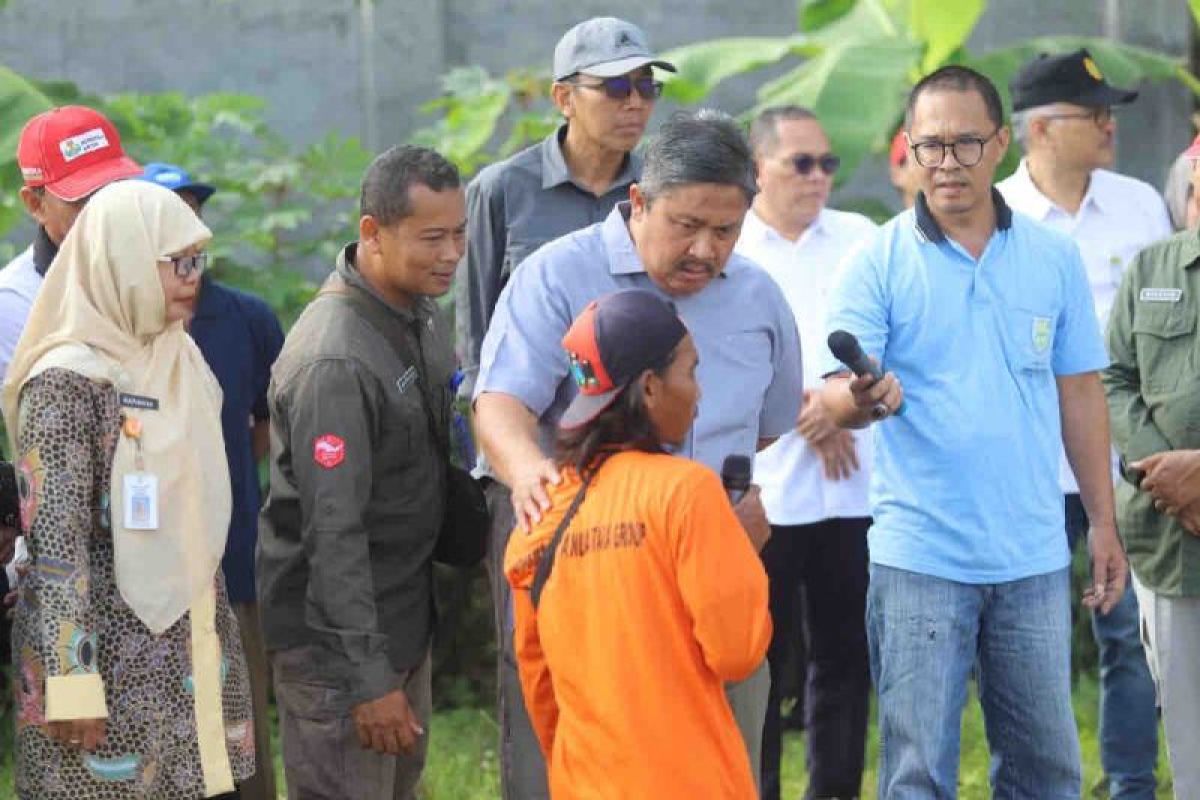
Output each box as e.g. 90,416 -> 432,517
257,145 -> 466,800
1103,150 -> 1200,797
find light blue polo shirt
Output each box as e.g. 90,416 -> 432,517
476,202 -> 804,474
820,190 -> 1108,584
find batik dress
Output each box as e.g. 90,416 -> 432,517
12,368 -> 254,798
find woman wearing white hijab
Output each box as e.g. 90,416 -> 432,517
2,180 -> 254,798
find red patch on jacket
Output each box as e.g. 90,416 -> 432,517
313,434 -> 346,469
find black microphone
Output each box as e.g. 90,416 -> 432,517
721,455 -> 752,505
827,329 -> 903,419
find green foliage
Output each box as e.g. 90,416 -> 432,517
409,0 -> 1199,193
0,86 -> 376,327
411,66 -> 559,178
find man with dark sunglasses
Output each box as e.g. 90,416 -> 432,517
736,105 -> 877,800
455,15 -> 674,800
998,49 -> 1170,800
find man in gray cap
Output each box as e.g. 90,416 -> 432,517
998,49 -> 1169,800
455,16 -> 673,800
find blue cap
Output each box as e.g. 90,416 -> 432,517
139,162 -> 216,206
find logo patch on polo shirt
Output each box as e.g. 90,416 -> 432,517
59,128 -> 110,162
313,434 -> 346,469
1139,287 -> 1183,304
1032,316 -> 1053,353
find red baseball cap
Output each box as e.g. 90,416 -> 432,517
889,130 -> 908,167
17,106 -> 142,201
559,290 -> 688,430
1183,134 -> 1200,160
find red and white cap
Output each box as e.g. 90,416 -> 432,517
17,106 -> 142,201
1182,134 -> 1200,160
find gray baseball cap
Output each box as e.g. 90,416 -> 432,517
552,17 -> 677,82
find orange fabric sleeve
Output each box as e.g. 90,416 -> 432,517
672,469 -> 772,682
512,587 -> 559,761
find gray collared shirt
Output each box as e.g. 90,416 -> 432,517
475,203 -> 804,475
456,125 -> 641,397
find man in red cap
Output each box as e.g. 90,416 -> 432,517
0,105 -> 142,382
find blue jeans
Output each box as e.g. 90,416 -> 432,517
1064,494 -> 1158,799
868,564 -> 1081,799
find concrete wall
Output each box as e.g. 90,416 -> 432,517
0,0 -> 1193,201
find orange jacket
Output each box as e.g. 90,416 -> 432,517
504,450 -> 771,799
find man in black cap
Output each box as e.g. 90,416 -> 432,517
998,48 -> 1169,800
456,16 -> 674,800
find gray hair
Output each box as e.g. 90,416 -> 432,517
639,109 -> 756,204
1011,104 -> 1059,150
748,105 -> 819,157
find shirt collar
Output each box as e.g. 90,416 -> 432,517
1181,228 -> 1200,270
914,186 -> 1013,244
1011,158 -> 1108,218
334,242 -> 429,322
602,203 -> 647,275
742,206 -> 828,245
33,226 -> 57,277
541,124 -> 642,192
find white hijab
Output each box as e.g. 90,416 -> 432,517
2,180 -> 231,634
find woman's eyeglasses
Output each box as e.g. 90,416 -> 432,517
157,252 -> 208,278
790,153 -> 841,176
570,75 -> 664,101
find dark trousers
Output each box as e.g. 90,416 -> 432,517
761,517 -> 871,800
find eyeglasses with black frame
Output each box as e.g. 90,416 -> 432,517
790,153 -> 841,176
906,129 -> 1001,169
569,75 -> 664,102
1039,106 -> 1113,128
157,252 -> 208,279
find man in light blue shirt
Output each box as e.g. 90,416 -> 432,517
475,110 -> 803,798
820,66 -> 1126,798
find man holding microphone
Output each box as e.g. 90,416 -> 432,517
820,66 -> 1125,797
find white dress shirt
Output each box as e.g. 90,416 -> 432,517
0,246 -> 42,384
735,207 -> 878,526
998,159 -> 1173,493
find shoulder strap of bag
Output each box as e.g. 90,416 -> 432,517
530,469 -> 595,610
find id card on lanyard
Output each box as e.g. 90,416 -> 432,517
121,413 -> 159,531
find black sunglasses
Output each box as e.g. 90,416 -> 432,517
157,252 -> 209,278
571,75 -> 663,101
791,153 -> 841,176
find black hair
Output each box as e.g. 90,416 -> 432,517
359,144 -> 460,226
748,105 -> 819,156
905,65 -> 1005,131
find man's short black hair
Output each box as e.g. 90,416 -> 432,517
748,105 -> 818,157
359,145 -> 461,226
905,65 -> 1005,132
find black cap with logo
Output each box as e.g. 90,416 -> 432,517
1010,49 -> 1138,112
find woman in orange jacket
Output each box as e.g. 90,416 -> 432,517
504,288 -> 772,799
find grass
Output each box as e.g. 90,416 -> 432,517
0,676 -> 1175,798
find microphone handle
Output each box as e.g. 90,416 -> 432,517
848,356 -> 893,420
